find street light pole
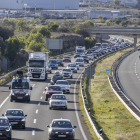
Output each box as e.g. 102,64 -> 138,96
24,3 -> 27,17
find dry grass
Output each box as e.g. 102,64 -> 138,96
85,47 -> 140,140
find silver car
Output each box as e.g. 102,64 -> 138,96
61,68 -> 73,79
55,80 -> 70,93
49,94 -> 68,110
67,63 -> 77,73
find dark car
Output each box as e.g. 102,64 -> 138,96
47,119 -> 77,140
138,47 -> 140,51
87,49 -> 93,54
2,109 -> 27,129
50,75 -> 64,85
45,85 -> 63,101
56,59 -> 64,67
49,60 -> 58,69
63,56 -> 71,62
81,56 -> 89,63
0,117 -> 12,140
74,53 -> 81,58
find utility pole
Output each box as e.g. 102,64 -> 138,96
24,3 -> 27,17
35,4 -> 36,13
54,3 -> 55,10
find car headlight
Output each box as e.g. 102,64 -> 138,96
26,93 -> 29,96
6,128 -> 10,132
41,73 -> 45,76
55,132 -> 58,134
11,92 -> 14,95
21,119 -> 25,121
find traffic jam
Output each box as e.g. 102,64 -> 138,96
0,41 -> 130,140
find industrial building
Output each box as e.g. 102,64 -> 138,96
38,10 -> 87,18
0,0 -> 79,10
89,9 -> 126,19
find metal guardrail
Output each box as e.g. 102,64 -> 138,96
0,51 -> 75,81
79,44 -> 133,140
110,44 -> 140,121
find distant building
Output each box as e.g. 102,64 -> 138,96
0,0 -> 79,10
89,9 -> 126,19
38,10 -> 87,19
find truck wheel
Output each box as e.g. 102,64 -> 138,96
23,125 -> 25,129
27,99 -> 30,102
8,137 -> 11,140
45,74 -> 47,80
71,76 -> 72,79
10,99 -> 13,102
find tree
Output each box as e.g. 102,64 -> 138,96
2,19 -> 16,29
114,0 -> 120,5
106,20 -> 111,26
16,19 -> 29,31
38,26 -> 51,38
5,37 -> 24,62
48,22 -> 59,31
0,37 -> 6,56
120,21 -> 128,27
85,37 -> 95,49
98,15 -> 104,19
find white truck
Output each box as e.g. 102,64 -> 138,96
76,46 -> 85,55
27,52 -> 50,80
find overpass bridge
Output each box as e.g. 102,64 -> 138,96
89,28 -> 140,47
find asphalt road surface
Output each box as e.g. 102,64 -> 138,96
0,56 -> 94,140
118,50 -> 140,108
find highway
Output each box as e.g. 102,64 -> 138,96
0,56 -> 93,140
118,50 -> 140,108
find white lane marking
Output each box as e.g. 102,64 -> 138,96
40,96 -> 43,99
138,77 -> 139,79
31,84 -> 35,87
34,119 -> 36,123
136,74 -> 137,75
36,110 -> 38,113
38,102 -> 40,106
74,71 -> 88,140
32,130 -> 35,135
0,95 -> 10,108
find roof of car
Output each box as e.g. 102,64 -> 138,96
56,80 -> 68,82
48,85 -> 61,87
6,109 -> 23,111
0,117 -> 8,119
52,94 -> 65,96
52,119 -> 71,122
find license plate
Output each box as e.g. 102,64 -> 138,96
11,122 -> 18,124
17,97 -> 23,99
0,133 -> 2,135
58,135 -> 66,137
34,75 -> 38,78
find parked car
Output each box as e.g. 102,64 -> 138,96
63,56 -> 71,62
49,94 -> 68,110
45,85 -> 63,101
47,119 -> 77,140
3,109 -> 27,129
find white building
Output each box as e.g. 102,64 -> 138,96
0,0 -> 79,10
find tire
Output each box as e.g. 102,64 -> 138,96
65,107 -> 67,110
49,107 -> 52,110
8,137 -> 11,140
23,125 -> 25,129
27,98 -> 30,102
56,67 -> 58,69
75,71 -> 77,73
71,76 -> 72,79
10,99 -> 13,102
50,71 -> 51,74
45,98 -> 48,101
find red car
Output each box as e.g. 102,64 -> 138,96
45,85 -> 63,101
63,56 -> 71,62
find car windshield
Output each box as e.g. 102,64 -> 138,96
64,57 -> 70,59
76,59 -> 83,62
52,95 -> 66,100
12,80 -> 29,89
52,75 -> 63,80
0,119 -> 9,126
48,86 -> 61,91
96,44 -> 101,47
63,69 -> 71,72
52,121 -> 72,128
68,64 -> 76,67
6,110 -> 23,116
57,59 -> 62,62
29,60 -> 44,67
56,81 -> 69,85
49,60 -> 57,63
82,56 -> 87,58
76,53 -> 80,55
77,50 -> 84,53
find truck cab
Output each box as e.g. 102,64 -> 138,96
76,46 -> 86,55
27,52 -> 49,80
9,71 -> 32,102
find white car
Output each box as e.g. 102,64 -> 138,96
49,94 -> 68,110
75,58 -> 84,67
107,47 -> 112,52
87,54 -> 93,60
61,68 -> 73,79
55,80 -> 70,93
67,63 -> 77,73
72,62 -> 79,70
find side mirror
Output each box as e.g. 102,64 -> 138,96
73,126 -> 77,128
2,114 -> 4,116
9,86 -> 11,90
30,87 -> 32,90
47,125 -> 50,127
24,115 -> 27,117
